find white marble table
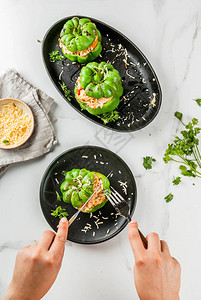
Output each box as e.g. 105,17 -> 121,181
0,0 -> 201,299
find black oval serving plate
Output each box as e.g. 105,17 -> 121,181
42,15 -> 162,132
40,146 -> 137,244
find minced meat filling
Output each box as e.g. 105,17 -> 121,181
76,77 -> 112,109
81,173 -> 105,212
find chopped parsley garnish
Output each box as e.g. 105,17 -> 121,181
56,191 -> 61,201
163,111 -> 201,178
143,156 -> 156,170
165,193 -> 174,203
59,82 -> 72,101
194,98 -> 201,107
49,50 -> 64,62
37,39 -> 42,43
2,139 -> 10,144
51,206 -> 69,219
172,176 -> 181,185
98,110 -> 119,124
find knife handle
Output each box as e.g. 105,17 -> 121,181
68,213 -> 79,227
138,229 -> 148,248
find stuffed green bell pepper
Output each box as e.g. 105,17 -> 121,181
74,62 -> 123,115
60,168 -> 110,213
59,17 -> 102,64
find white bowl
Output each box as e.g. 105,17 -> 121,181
0,98 -> 34,149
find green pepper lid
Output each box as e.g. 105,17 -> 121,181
74,62 -> 123,115
60,17 -> 102,63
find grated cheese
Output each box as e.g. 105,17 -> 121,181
150,93 -> 157,107
55,178 -> 59,184
0,102 -> 32,146
118,180 -> 128,195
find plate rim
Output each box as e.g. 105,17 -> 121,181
42,15 -> 162,133
39,145 -> 137,245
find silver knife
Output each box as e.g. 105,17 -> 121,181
68,171 -> 112,226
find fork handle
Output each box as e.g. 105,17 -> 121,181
138,229 -> 148,249
127,216 -> 147,248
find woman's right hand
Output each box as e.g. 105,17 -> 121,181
128,220 -> 181,300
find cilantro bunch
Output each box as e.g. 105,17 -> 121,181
163,112 -> 201,178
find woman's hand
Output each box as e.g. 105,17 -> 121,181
128,221 -> 181,300
3,217 -> 68,300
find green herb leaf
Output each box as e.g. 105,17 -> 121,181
179,165 -> 196,177
174,111 -> 183,121
143,156 -> 156,170
59,82 -> 72,101
51,206 -> 69,219
98,110 -> 119,124
172,177 -> 181,185
194,99 -> 201,107
37,39 -> 41,43
164,193 -> 174,203
163,153 -> 173,163
56,191 -> 61,201
49,50 -> 64,62
2,139 -> 10,144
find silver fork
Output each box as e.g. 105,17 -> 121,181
106,186 -> 148,248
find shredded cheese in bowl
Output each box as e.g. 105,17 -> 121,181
0,99 -> 34,149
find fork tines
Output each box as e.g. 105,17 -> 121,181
105,186 -> 131,222
106,186 -> 124,206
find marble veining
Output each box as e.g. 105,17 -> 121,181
181,13 -> 201,84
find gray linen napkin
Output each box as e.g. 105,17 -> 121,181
0,69 -> 57,176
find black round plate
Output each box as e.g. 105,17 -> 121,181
40,146 -> 137,244
42,15 -> 162,132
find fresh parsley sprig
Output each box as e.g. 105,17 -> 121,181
49,50 -> 64,62
51,206 -> 69,219
59,82 -> 72,101
97,110 -> 119,124
143,156 -> 156,170
163,112 -> 201,178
